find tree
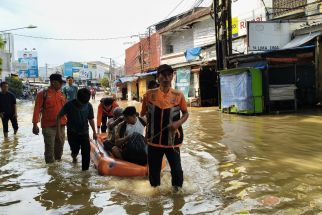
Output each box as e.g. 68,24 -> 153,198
6,76 -> 23,97
100,77 -> 109,88
0,36 -> 4,49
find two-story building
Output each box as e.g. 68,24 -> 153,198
157,7 -> 218,106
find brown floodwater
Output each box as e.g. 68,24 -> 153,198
1,96 -> 322,214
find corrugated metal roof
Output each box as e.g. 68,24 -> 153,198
153,7 -> 208,31
158,7 -> 211,34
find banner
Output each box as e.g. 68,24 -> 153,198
64,63 -> 73,77
18,50 -> 38,78
175,67 -> 190,99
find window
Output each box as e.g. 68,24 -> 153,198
166,45 -> 173,54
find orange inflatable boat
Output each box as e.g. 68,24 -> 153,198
90,133 -> 166,177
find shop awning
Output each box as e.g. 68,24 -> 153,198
135,70 -> 157,77
283,31 -> 321,49
119,76 -> 138,83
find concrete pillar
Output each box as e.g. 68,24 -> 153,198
127,82 -> 132,101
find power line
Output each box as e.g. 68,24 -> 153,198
191,0 -> 205,9
165,0 -> 186,19
12,33 -> 134,41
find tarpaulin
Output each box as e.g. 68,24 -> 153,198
184,47 -> 201,61
220,72 -> 254,111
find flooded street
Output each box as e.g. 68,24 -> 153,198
1,97 -> 322,214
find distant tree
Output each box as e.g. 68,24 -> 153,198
0,36 -> 4,49
100,77 -> 109,88
6,76 -> 23,97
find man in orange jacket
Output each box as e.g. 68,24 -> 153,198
141,64 -> 189,191
32,74 -> 67,163
97,97 -> 119,133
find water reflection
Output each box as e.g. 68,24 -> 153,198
35,165 -> 102,214
2,99 -> 322,214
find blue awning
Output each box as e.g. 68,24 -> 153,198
135,70 -> 157,77
119,76 -> 138,83
239,61 -> 267,70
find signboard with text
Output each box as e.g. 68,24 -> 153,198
175,68 -> 191,100
248,21 -> 304,51
231,0 -> 266,38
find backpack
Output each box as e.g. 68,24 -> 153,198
121,132 -> 148,165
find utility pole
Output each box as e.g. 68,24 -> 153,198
213,0 -> 232,108
213,0 -> 232,70
45,63 -> 48,82
148,27 -> 151,69
108,59 -> 112,85
138,34 -> 144,72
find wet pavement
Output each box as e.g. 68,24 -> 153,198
1,96 -> 322,214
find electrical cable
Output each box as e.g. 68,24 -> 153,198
165,0 -> 186,19
12,33 -> 134,41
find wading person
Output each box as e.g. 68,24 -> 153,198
141,64 -> 189,191
62,76 -> 78,101
0,82 -> 18,138
90,86 -> 96,100
56,88 -> 97,170
32,74 -> 66,163
97,97 -> 119,133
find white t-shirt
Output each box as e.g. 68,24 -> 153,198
125,117 -> 145,136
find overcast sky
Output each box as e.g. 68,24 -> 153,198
0,0 -> 212,67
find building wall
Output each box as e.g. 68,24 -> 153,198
307,0 -> 322,25
193,18 -> 216,47
160,16 -> 216,65
162,30 -> 194,55
125,33 -> 160,75
0,50 -> 11,81
272,0 -> 306,18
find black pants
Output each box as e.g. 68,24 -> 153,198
101,115 -> 108,133
1,114 -> 18,133
148,145 -> 183,187
101,115 -> 112,133
67,131 -> 90,170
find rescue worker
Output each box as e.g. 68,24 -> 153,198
97,97 -> 119,133
141,64 -> 189,191
32,74 -> 67,164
